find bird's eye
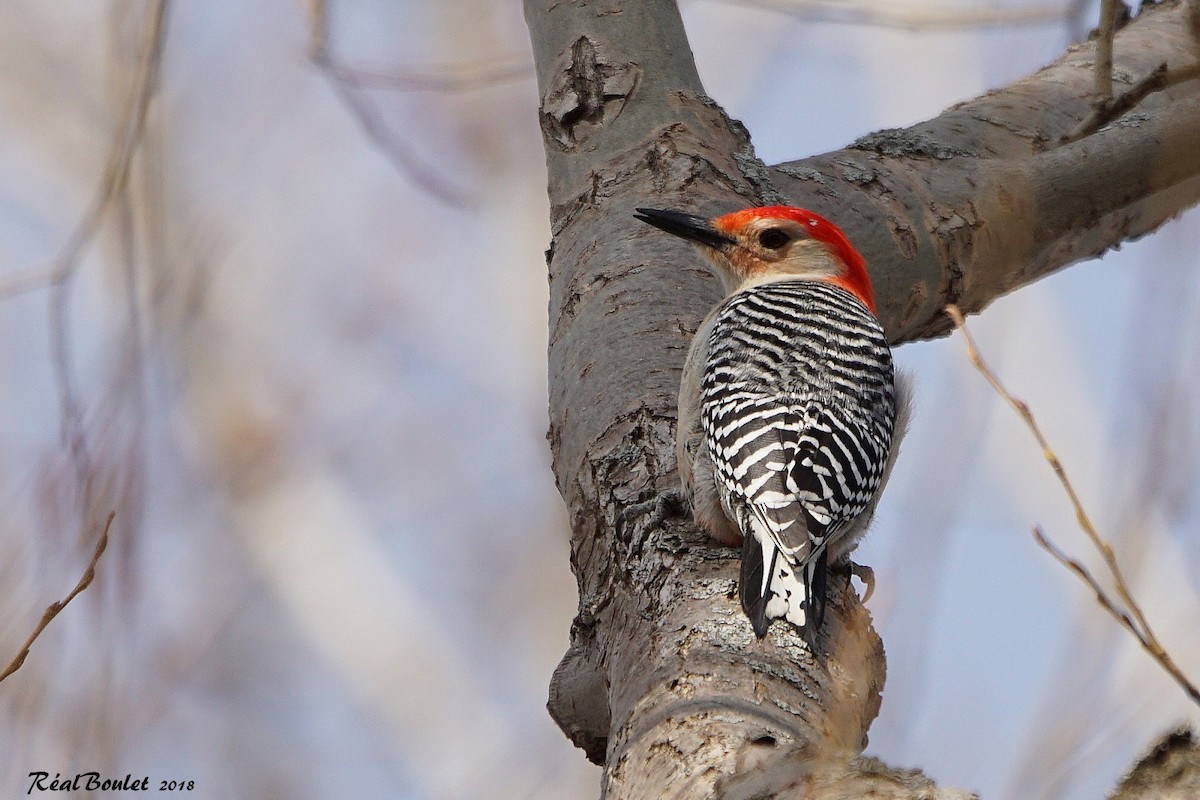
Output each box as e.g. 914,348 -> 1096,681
758,228 -> 789,250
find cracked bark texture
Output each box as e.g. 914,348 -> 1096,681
525,0 -> 1200,797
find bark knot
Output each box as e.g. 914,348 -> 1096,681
540,36 -> 639,150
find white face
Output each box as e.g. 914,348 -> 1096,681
708,216 -> 842,288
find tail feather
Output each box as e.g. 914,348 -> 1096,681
803,548 -> 828,648
739,533 -> 772,638
739,512 -> 824,645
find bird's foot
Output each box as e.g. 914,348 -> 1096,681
617,487 -> 687,537
842,561 -> 876,604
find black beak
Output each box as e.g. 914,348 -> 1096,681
634,207 -> 735,249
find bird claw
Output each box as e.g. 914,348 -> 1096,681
617,487 -> 687,536
846,561 -> 876,604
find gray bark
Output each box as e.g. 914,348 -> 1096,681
524,0 -> 1200,796
1110,728 -> 1200,800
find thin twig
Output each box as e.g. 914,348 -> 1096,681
1095,0 -> 1121,100
710,0 -> 1074,30
1062,63 -> 1167,144
1168,62 -> 1200,87
1032,526 -> 1200,705
946,304 -> 1200,707
0,513 -> 115,684
0,262 -> 58,301
1060,60 -> 1200,144
1033,526 -> 1144,647
304,0 -> 472,207
0,0 -> 168,303
322,58 -> 531,93
44,0 -> 168,502
298,0 -> 531,94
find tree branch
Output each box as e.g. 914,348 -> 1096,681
305,0 -> 473,206
947,304 -> 1200,708
0,513 -> 114,684
525,0 -> 1200,796
769,0 -> 1200,343
1094,0 -> 1125,99
716,0 -> 1076,30
1111,728 -> 1200,800
0,0 -> 167,303
527,2 -> 898,795
1062,59 -> 1200,143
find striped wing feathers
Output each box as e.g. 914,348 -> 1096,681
699,280 -> 895,640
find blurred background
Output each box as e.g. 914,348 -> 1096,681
0,1 -> 1197,798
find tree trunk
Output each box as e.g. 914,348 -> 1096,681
524,0 -> 1200,796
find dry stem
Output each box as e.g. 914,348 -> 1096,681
0,0 -> 167,302
304,0 -> 472,207
0,513 -> 115,684
1095,0 -> 1122,100
946,304 -> 1200,707
316,57 -> 530,93
1061,60 -> 1200,144
719,0 -> 1073,29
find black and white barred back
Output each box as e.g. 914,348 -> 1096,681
700,279 -> 897,643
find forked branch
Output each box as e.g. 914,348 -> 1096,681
0,0 -> 167,301
946,304 -> 1200,707
1062,60 -> 1200,144
304,0 -> 472,206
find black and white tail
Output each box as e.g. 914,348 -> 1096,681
737,505 -> 829,645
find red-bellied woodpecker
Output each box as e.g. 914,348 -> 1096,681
634,205 -> 910,646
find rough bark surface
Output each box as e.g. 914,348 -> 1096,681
1110,728 -> 1200,800
525,0 -> 1200,797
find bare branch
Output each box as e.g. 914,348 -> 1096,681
1111,729 -> 1200,800
946,304 -> 1200,708
0,261 -> 58,301
1170,60 -> 1200,86
305,0 -> 472,207
1062,59 -> 1200,144
526,0 -> 1200,790
709,0 -> 1075,30
1032,526 -> 1145,646
1062,62 -> 1168,144
944,305 -> 1092,523
769,0 -> 1200,344
320,57 -> 531,93
0,513 -> 114,684
47,0 -> 168,500
0,0 -> 167,302
1095,0 -> 1123,100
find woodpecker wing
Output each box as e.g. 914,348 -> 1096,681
700,280 -> 896,642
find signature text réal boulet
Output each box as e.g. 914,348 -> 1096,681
28,772 -> 149,794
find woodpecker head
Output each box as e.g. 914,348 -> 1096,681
634,205 -> 876,314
